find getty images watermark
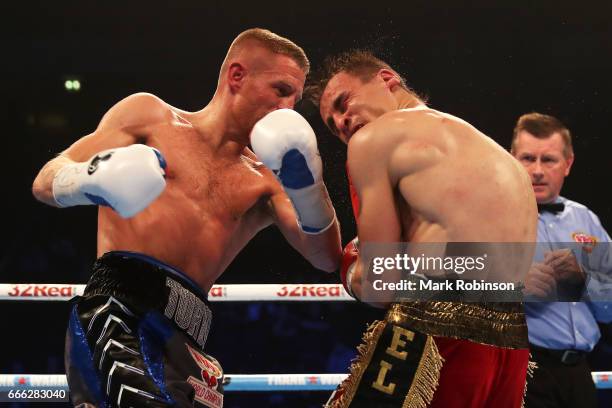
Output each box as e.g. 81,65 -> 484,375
370,252 -> 516,292
358,242 -> 612,303
358,243 -> 533,303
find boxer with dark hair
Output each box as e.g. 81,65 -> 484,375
307,50 -> 537,408
32,28 -> 341,407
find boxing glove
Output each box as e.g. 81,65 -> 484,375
251,109 -> 335,233
341,237 -> 359,298
52,144 -> 167,218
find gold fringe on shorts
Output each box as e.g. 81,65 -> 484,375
388,301 -> 529,349
325,320 -> 444,408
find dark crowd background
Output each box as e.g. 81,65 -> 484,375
1,1 -> 611,407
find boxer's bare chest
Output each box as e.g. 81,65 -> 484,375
148,123 -> 274,229
98,118 -> 278,283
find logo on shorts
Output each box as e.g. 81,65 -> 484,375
87,152 -> 113,175
572,232 -> 598,253
186,343 -> 223,386
164,277 -> 212,348
186,343 -> 223,408
187,375 -> 223,408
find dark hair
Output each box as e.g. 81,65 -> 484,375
305,50 -> 420,107
511,112 -> 573,158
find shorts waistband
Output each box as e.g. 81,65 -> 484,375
106,251 -> 207,299
83,251 -> 212,348
388,301 -> 529,349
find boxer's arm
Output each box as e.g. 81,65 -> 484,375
32,93 -> 168,206
347,120 -> 444,306
267,181 -> 342,272
346,132 -> 402,306
250,109 -> 341,272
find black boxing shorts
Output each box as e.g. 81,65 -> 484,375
65,251 -> 224,408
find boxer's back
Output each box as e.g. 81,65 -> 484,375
97,105 -> 277,291
378,108 -> 537,243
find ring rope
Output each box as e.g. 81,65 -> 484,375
0,283 -> 353,302
4,285 -> 611,391
0,373 -> 611,391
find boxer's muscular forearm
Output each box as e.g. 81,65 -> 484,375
33,126 -> 139,207
268,191 -> 341,272
346,123 -> 408,307
298,211 -> 341,272
32,155 -> 76,206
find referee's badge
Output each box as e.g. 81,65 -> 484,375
572,232 -> 598,253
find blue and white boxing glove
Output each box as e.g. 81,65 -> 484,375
52,144 -> 167,218
251,109 -> 335,233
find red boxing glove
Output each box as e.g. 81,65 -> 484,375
341,237 -> 359,298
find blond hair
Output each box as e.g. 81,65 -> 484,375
221,28 -> 309,74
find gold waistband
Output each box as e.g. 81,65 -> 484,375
387,302 -> 528,349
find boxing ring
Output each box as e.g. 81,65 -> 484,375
2,283 -> 611,398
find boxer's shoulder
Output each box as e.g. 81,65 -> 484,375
348,111 -> 433,157
99,92 -> 174,132
387,108 -> 456,134
348,111 -> 448,184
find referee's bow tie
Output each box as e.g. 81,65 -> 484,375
537,202 -> 565,214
